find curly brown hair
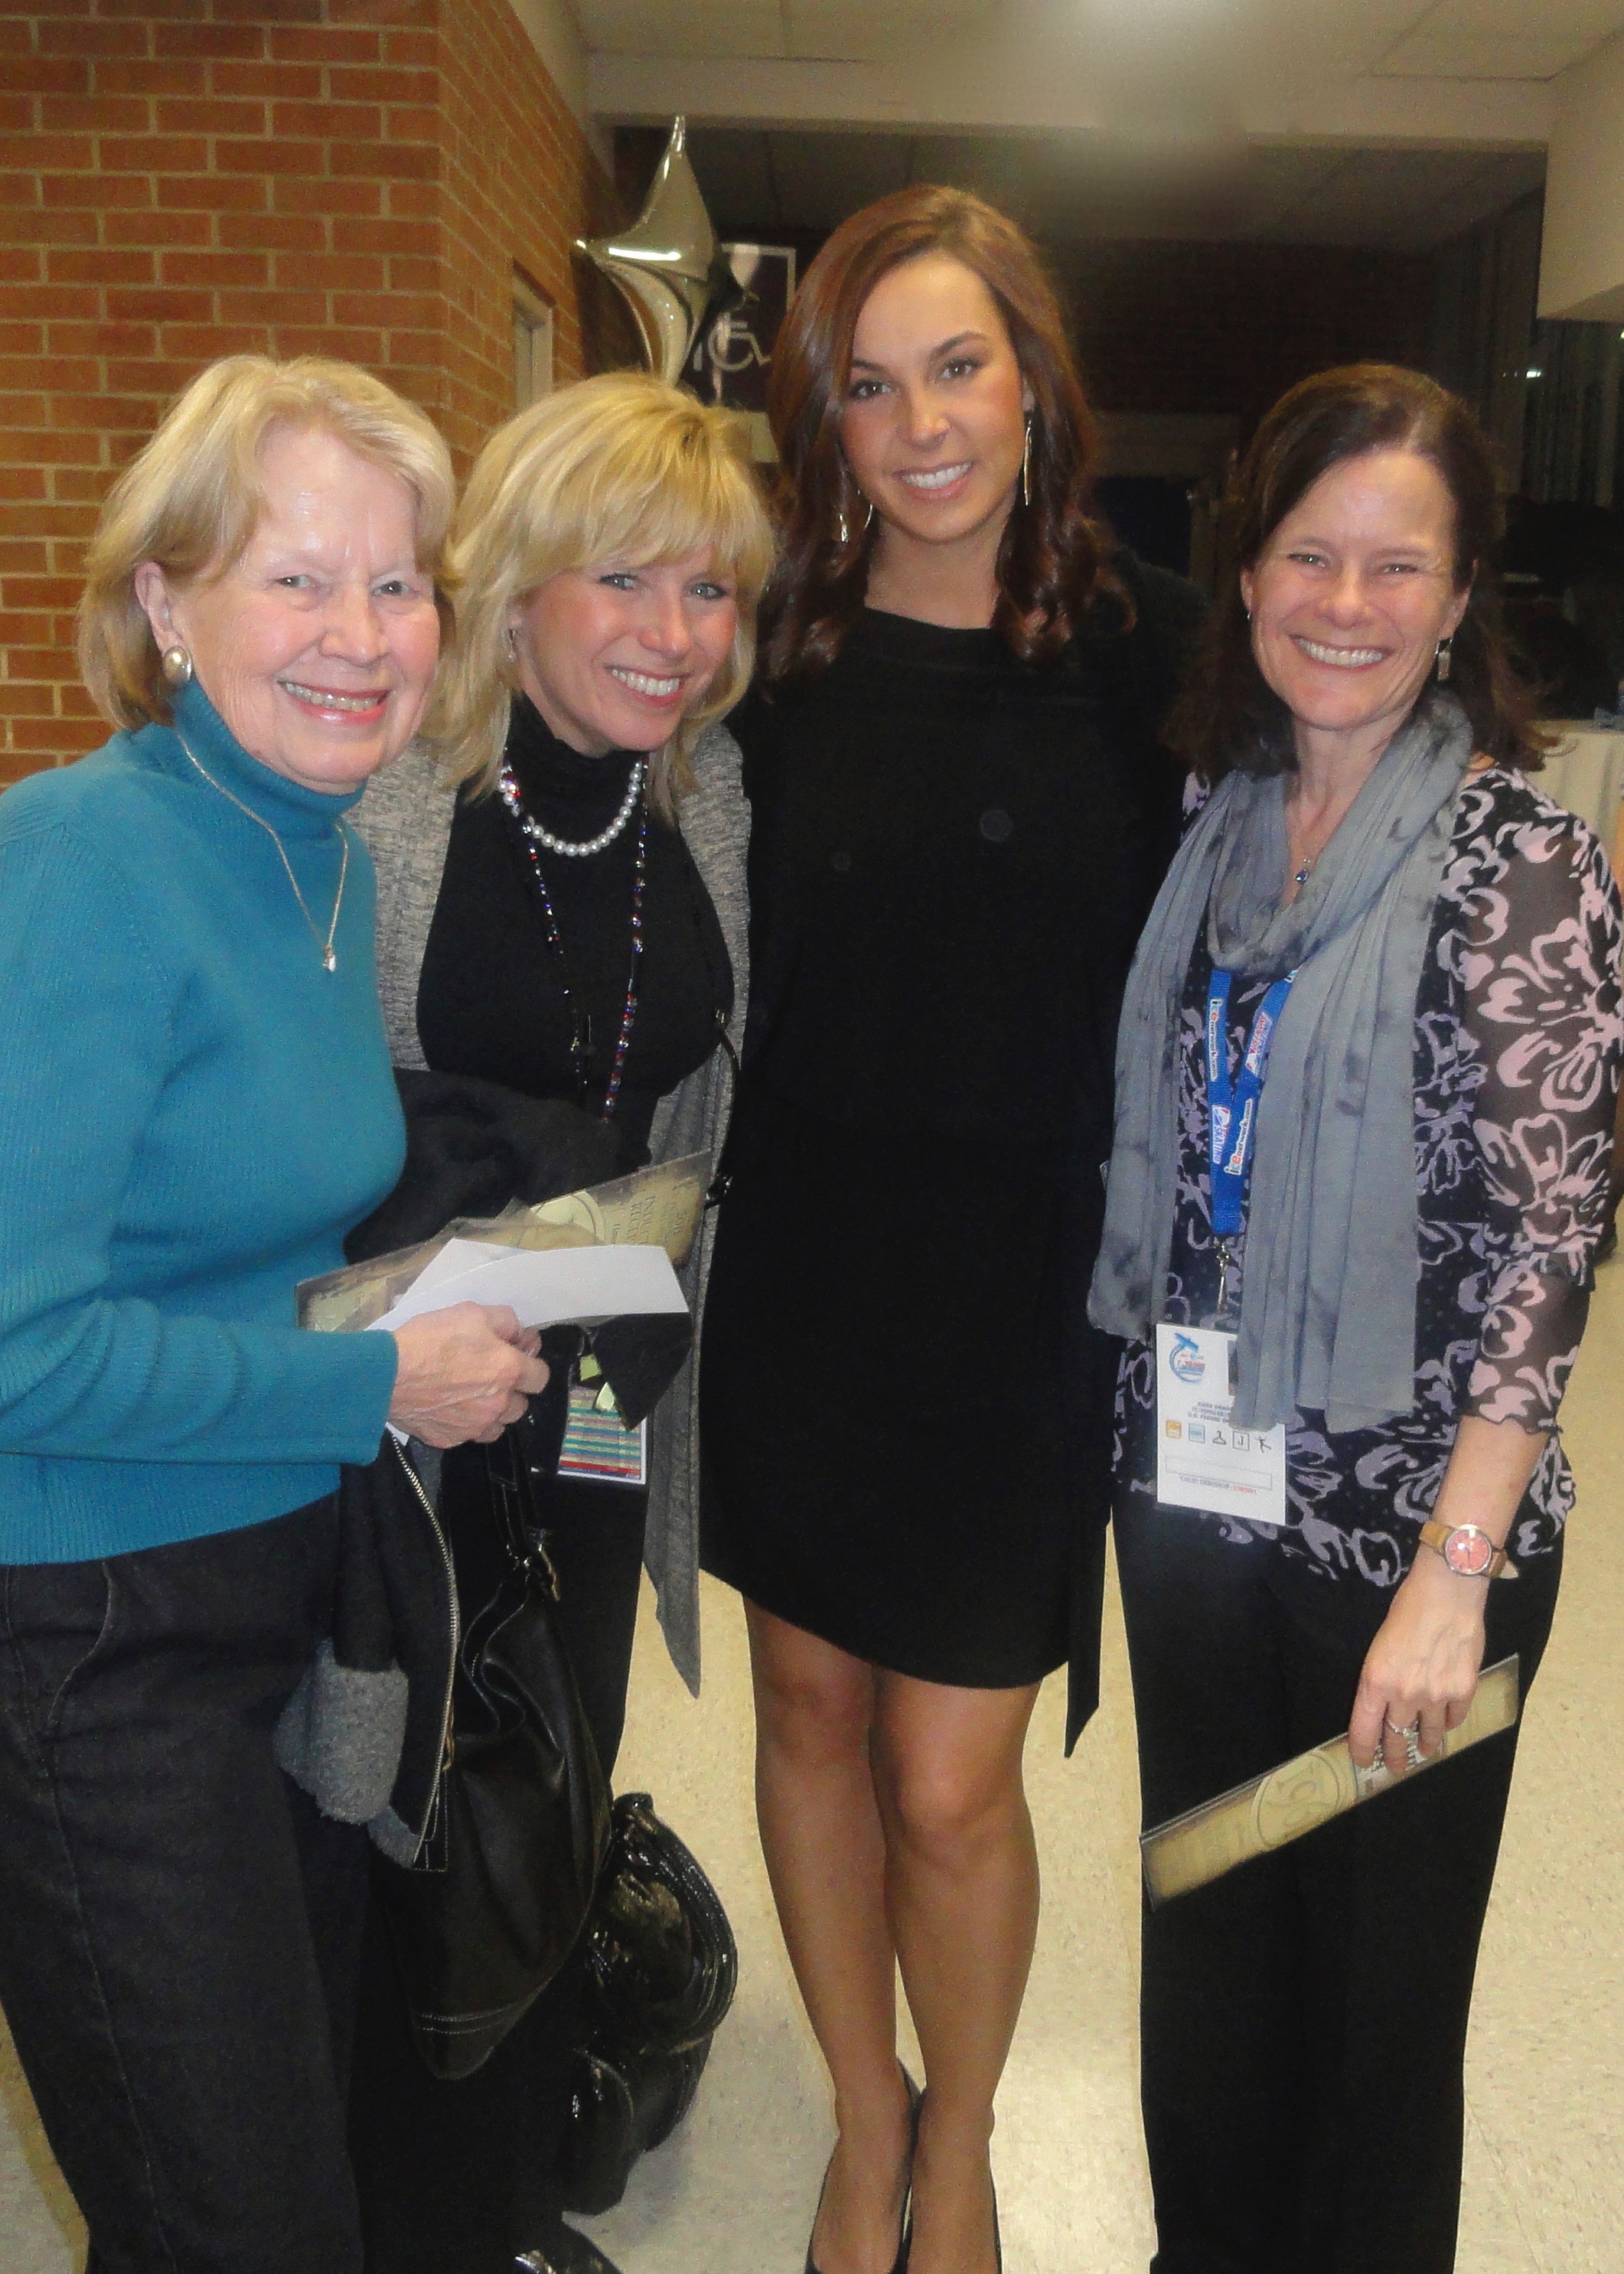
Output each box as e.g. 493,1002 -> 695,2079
1169,362 -> 1550,781
759,186 -> 1121,681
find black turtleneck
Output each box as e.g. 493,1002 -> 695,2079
416,695 -> 732,1167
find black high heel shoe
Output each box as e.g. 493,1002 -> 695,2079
805,2065 -> 922,2274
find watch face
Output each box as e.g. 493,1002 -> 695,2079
1444,1525 -> 1494,1577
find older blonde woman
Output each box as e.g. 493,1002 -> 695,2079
0,357 -> 548,2274
347,370 -> 774,2274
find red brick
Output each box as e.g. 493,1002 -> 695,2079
220,213 -> 324,252
269,28 -> 379,64
328,66 -> 437,104
216,288 -> 328,327
384,180 -> 435,218
381,30 -> 438,67
161,249 -> 268,288
11,282 -> 99,319
1,569 -> 89,602
332,289 -> 440,329
11,716 -> 105,752
272,325 -> 382,361
94,58 -> 204,96
0,394 -> 47,426
99,135 -> 209,173
106,284 -> 211,324
383,105 -> 439,146
386,254 -> 437,292
211,62 -> 321,100
347,217 -> 435,256
41,94 -> 151,133
0,59 -> 90,95
153,23 -> 263,60
272,250 -> 382,291
46,319 -> 156,355
0,684 -> 62,716
215,137 -> 324,177
0,248 -> 42,282
103,208 -> 210,248
269,100 -> 381,140
155,175 -> 266,213
0,548 -> 51,580
47,248 -> 154,285
216,0 -> 321,20
42,171 -> 151,208
273,176 -> 379,217
156,322 -> 272,360
0,132 -> 94,171
154,96 -> 268,135
96,0 -> 208,18
50,393 -> 160,432
37,21 -> 151,59
51,465 -> 119,500
0,603 -> 51,635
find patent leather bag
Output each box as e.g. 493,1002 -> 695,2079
373,1427 -> 611,2083
555,1793 -> 739,2214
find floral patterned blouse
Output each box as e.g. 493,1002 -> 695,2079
1117,765 -> 1624,1587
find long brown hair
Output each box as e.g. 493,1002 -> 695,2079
1169,363 -> 1549,781
760,186 -> 1120,681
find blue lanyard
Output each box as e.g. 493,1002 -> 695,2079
1205,968 -> 1296,1241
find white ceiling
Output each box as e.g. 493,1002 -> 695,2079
679,125 -> 1545,248
572,0 -> 1624,79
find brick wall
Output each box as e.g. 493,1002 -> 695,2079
0,0 -> 630,782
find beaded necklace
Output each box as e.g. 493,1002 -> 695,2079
497,755 -> 649,1118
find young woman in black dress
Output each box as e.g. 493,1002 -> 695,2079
699,190 -> 1198,2274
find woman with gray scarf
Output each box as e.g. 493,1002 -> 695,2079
1091,365 -> 1622,2273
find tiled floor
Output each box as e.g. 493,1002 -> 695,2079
5,1264 -> 1622,2272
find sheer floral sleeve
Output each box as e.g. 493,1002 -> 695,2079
1453,779 -> 1624,1431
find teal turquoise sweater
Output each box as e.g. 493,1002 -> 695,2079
0,680 -> 404,1564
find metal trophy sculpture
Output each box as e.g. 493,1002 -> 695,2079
576,116 -> 737,387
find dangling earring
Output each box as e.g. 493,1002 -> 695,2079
862,496 -> 876,533
1435,635 -> 1453,684
1021,414 -> 1033,509
834,507 -> 851,547
161,644 -> 192,687
504,625 -> 518,661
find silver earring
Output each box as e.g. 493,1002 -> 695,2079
161,644 -> 192,687
1435,636 -> 1453,684
834,507 -> 851,547
1021,415 -> 1033,509
504,625 -> 517,659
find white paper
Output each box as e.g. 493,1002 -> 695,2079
1155,1323 -> 1287,1525
368,1240 -> 687,1334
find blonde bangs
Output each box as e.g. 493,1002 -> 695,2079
427,373 -> 776,811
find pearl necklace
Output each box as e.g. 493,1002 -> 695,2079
497,756 -> 649,1118
503,756 -> 645,858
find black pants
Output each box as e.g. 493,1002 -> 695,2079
351,1464 -> 648,2272
0,1499 -> 370,2274
1114,1502 -> 1562,2274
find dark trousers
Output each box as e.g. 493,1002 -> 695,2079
351,1467 -> 648,2273
0,1499 -> 371,2274
1114,1502 -> 1562,2274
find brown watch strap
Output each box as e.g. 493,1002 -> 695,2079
1420,1519 -> 1517,1580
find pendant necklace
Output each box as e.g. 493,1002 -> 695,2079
178,732 -> 349,971
498,755 -> 649,1118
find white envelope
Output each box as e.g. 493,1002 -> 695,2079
369,1239 -> 687,1334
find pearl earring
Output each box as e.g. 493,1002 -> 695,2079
161,644 -> 192,687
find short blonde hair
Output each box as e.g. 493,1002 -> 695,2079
78,354 -> 456,732
428,372 -> 776,812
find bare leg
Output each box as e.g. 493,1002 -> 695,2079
872,1672 -> 1042,2274
746,1603 -> 915,2274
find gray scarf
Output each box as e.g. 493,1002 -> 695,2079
1088,692 -> 1475,1434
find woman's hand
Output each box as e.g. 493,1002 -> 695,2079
387,1304 -> 549,1448
1348,1553 -> 1487,1778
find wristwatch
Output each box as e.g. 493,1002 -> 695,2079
1419,1519 -> 1518,1580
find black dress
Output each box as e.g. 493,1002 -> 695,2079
700,578 -> 1192,1698
351,697 -> 732,2274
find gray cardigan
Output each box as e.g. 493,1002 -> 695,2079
351,724 -> 749,1695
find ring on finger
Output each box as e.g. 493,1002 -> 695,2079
1384,1715 -> 1419,1737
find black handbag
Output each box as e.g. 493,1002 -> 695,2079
374,1427 -> 612,2083
554,1793 -> 739,2214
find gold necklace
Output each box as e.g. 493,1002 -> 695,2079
177,732 -> 350,971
